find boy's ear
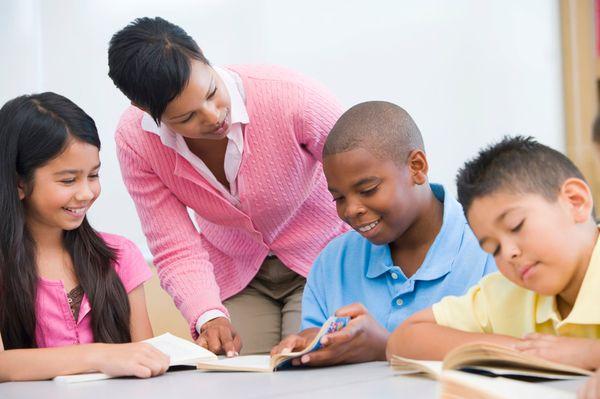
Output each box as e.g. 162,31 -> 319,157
407,150 -> 428,185
560,178 -> 594,223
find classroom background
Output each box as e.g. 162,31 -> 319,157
1,0 -> 597,260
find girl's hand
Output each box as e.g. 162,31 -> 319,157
514,333 -> 600,370
91,342 -> 170,378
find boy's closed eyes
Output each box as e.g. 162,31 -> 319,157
387,136 -> 600,373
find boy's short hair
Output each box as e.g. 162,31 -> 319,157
456,136 -> 587,214
323,101 -> 424,164
108,17 -> 209,124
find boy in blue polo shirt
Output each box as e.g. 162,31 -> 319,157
271,101 -> 496,366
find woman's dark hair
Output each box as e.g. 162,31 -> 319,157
0,92 -> 131,349
108,16 -> 210,124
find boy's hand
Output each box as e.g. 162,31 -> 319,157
270,328 -> 320,356
579,370 -> 600,399
196,317 -> 242,357
291,303 -> 389,367
514,333 -> 600,370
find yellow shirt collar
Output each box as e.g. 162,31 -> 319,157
536,232 -> 600,326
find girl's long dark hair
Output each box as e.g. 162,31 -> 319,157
0,92 -> 131,348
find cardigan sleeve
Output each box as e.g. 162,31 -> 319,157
115,126 -> 228,339
297,78 -> 344,163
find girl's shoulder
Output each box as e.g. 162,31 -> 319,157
97,232 -> 152,293
97,232 -> 138,253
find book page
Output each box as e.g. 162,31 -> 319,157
271,316 -> 350,370
291,316 -> 350,356
196,317 -> 350,373
390,356 -> 443,377
439,370 -> 575,399
196,355 -> 272,372
144,333 -> 216,365
444,342 -> 592,378
463,365 -> 589,381
54,372 -> 113,384
54,333 -> 215,383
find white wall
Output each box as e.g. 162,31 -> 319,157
1,0 -> 43,94
0,0 -> 564,257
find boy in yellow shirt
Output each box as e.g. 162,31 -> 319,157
387,136 -> 600,372
580,118 -> 600,399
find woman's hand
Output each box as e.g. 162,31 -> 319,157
196,317 -> 242,357
90,342 -> 170,378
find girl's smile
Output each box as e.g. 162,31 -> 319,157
22,139 -> 101,236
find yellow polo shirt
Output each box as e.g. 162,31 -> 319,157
432,237 -> 600,338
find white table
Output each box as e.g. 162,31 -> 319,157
0,362 -> 586,399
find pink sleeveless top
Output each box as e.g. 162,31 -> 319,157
34,233 -> 152,348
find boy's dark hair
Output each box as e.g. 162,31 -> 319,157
593,114 -> 600,143
108,17 -> 209,124
323,101 -> 424,164
456,136 -> 587,214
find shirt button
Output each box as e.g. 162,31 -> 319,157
68,298 -> 73,303
390,272 -> 399,280
396,298 -> 403,306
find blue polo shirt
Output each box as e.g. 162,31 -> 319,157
301,184 -> 497,331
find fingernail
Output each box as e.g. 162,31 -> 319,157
234,351 -> 239,356
301,355 -> 309,364
321,337 -> 328,345
281,348 -> 291,354
227,351 -> 234,357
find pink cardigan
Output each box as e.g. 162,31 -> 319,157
115,65 -> 347,336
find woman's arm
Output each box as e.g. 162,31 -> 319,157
116,129 -> 227,333
128,284 -> 154,341
386,308 -> 521,360
115,125 -> 239,354
0,335 -> 169,382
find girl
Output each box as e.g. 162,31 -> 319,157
0,92 -> 170,381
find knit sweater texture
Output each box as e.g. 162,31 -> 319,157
115,64 -> 347,336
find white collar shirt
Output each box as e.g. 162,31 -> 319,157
141,66 -> 249,206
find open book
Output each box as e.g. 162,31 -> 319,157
54,333 -> 217,383
196,316 -> 349,372
438,370 -> 576,399
391,342 -> 593,381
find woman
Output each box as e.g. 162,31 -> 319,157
108,17 -> 347,354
